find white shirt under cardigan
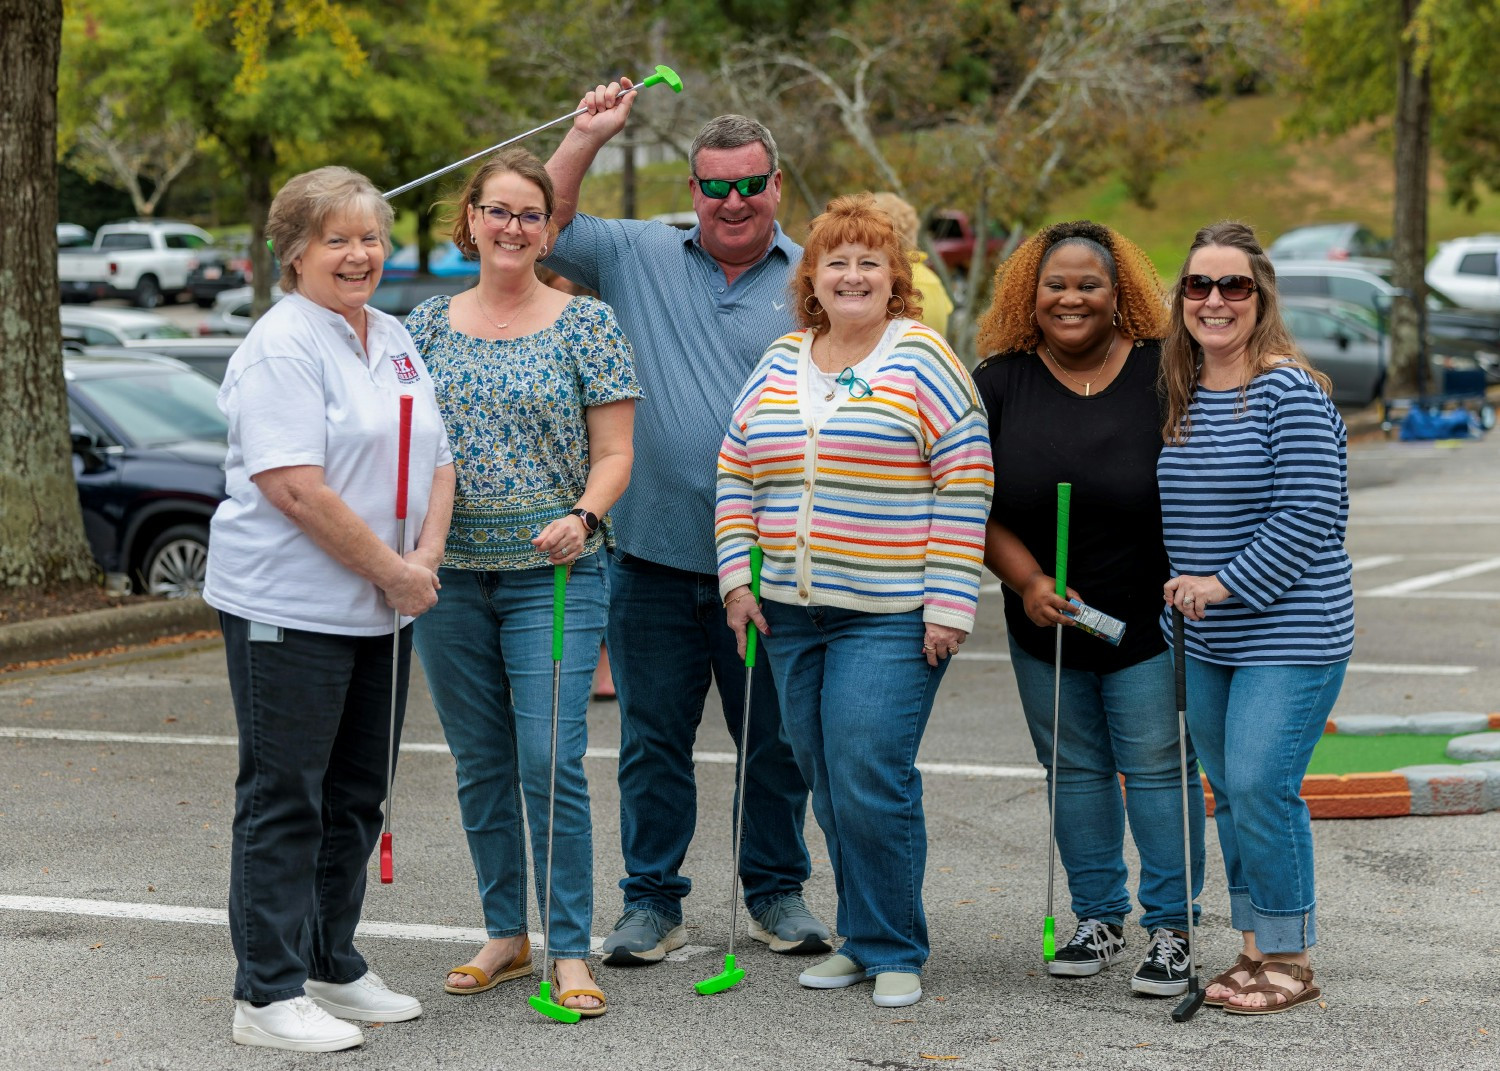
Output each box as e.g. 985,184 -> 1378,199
204,293 -> 453,636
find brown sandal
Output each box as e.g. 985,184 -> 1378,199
1204,953 -> 1262,1007
1224,960 -> 1321,1015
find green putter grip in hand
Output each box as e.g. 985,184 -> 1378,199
745,545 -> 763,668
552,564 -> 567,662
638,64 -> 683,92
1055,483 -> 1072,597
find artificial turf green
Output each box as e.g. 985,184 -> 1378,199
1304,733 -> 1461,775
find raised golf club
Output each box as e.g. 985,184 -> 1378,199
382,64 -> 683,200
528,564 -> 582,1023
695,545 -> 763,996
378,393 -> 413,885
1171,606 -> 1206,1022
1042,482 -> 1071,961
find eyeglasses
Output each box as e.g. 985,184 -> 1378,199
694,172 -> 772,200
836,367 -> 873,399
475,205 -> 551,232
1181,274 -> 1257,301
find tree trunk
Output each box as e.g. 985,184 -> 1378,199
1389,0 -> 1431,397
245,134 -> 277,318
0,0 -> 98,591
416,200 -> 433,276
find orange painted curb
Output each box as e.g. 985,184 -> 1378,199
1202,772 -> 1413,820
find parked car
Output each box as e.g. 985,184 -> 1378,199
119,337 -> 241,383
57,222 -> 93,248
926,210 -> 1010,302
1281,297 -> 1388,407
58,219 -> 215,308
1268,222 -> 1391,262
368,273 -> 473,317
198,285 -> 284,337
382,240 -> 479,278
1275,261 -> 1500,382
1426,234 -> 1500,311
65,352 -> 227,597
60,306 -> 190,348
185,237 -> 268,308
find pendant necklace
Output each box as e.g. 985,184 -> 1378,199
1042,336 -> 1115,397
476,281 -> 538,331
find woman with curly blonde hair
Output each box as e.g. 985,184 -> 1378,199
973,220 -> 1205,999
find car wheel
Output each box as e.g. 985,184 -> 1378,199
137,524 -> 209,598
193,296 -> 215,309
133,275 -> 163,309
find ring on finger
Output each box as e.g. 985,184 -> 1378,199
922,644 -> 935,651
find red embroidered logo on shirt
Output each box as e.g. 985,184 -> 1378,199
391,353 -> 420,383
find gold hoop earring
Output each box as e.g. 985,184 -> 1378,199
469,232 -> 477,246
1029,310 -> 1037,327
1113,309 -> 1121,327
804,294 -> 823,316
887,295 -> 907,319
540,245 -> 548,257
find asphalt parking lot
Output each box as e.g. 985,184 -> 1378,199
2,398 -> 1497,1070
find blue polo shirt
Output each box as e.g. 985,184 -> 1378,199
546,214 -> 801,574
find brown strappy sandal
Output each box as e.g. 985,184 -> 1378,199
1204,953 -> 1262,1007
1224,960 -> 1321,1015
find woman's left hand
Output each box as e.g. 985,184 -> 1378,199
923,624 -> 968,667
1164,574 -> 1230,622
533,514 -> 589,565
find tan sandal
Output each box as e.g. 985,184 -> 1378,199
1204,953 -> 1262,1007
443,936 -> 532,994
1224,960 -> 1320,1015
554,962 -> 607,1018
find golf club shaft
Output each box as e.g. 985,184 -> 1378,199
1044,483 -> 1071,956
539,564 -> 568,996
1171,606 -> 1204,1021
381,395 -> 414,885
724,546 -> 763,960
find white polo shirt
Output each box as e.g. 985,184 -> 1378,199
204,293 -> 453,635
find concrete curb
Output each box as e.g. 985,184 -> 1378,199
0,597 -> 218,667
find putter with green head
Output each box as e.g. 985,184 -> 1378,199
383,65 -> 683,200
695,544 -> 763,996
1043,482 -> 1071,962
528,564 -> 581,1024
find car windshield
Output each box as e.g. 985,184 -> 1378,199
72,370 -> 227,446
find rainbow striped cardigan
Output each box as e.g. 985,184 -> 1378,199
714,321 -> 994,631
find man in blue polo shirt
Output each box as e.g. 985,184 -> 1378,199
545,79 -> 830,964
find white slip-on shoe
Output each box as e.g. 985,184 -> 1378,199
232,996 -> 364,1052
872,972 -> 922,1008
798,954 -> 867,989
304,971 -> 422,1023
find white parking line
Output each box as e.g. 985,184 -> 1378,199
1350,515 -> 1500,525
0,895 -> 714,959
1350,554 -> 1404,572
1361,555 -> 1500,597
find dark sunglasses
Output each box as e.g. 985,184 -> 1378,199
694,172 -> 772,200
1181,274 -> 1257,301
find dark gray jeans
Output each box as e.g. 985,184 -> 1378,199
221,612 -> 410,1002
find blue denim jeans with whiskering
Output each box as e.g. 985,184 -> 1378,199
1185,657 -> 1348,953
760,601 -> 948,976
413,556 -> 607,958
1009,640 -> 1205,933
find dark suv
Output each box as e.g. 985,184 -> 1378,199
66,352 -> 227,597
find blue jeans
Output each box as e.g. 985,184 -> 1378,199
412,556 -> 608,958
1009,639 -> 1205,933
221,612 -> 409,1002
760,602 -> 947,975
605,550 -> 811,921
1186,657 -> 1347,954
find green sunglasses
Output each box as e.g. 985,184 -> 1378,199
694,172 -> 772,200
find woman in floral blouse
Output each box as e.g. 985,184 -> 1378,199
406,148 -> 639,1016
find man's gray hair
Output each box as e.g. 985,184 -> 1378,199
689,115 -> 779,175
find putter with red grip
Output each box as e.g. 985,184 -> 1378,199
379,394 -> 414,884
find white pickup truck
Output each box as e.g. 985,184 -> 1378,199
58,220 -> 216,308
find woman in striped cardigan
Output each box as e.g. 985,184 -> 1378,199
713,194 -> 993,1008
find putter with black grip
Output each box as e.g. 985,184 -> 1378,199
1171,606 -> 1206,1022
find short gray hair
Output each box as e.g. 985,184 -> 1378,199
689,114 -> 779,176
267,166 -> 394,294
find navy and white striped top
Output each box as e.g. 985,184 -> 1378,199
1157,364 -> 1353,665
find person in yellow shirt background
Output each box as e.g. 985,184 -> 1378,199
870,192 -> 954,337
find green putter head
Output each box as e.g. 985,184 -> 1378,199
640,64 -> 683,93
528,982 -> 581,1024
694,953 -> 746,995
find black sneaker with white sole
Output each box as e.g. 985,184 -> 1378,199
1049,919 -> 1125,977
1130,927 -> 1191,995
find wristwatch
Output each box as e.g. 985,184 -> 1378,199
568,508 -> 600,534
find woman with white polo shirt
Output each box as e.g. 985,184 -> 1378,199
204,166 -> 455,1053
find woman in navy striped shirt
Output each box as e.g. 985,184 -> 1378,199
1158,221 -> 1352,1016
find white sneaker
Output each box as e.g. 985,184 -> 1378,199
232,996 -> 364,1052
304,970 -> 422,1023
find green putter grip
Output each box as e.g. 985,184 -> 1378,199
1055,483 -> 1072,597
745,545 -> 763,668
552,564 -> 567,662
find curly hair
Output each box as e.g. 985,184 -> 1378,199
974,220 -> 1166,359
1160,220 -> 1331,443
792,193 -> 923,331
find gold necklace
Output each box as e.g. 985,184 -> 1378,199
1042,337 -> 1115,397
475,281 -> 538,331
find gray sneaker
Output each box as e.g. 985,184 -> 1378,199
748,894 -> 833,954
601,906 -> 687,966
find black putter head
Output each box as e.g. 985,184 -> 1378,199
1172,978 -> 1206,1022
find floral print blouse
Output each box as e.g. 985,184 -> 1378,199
406,294 -> 641,571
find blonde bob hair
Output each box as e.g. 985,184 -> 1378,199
267,166 -> 393,294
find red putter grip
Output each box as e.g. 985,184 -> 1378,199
379,832 -> 393,884
396,395 -> 413,520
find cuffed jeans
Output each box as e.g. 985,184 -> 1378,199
605,550 -> 811,921
1186,657 -> 1348,954
1009,640 -> 1205,933
760,602 -> 946,975
412,556 -> 607,959
222,612 -> 409,1002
